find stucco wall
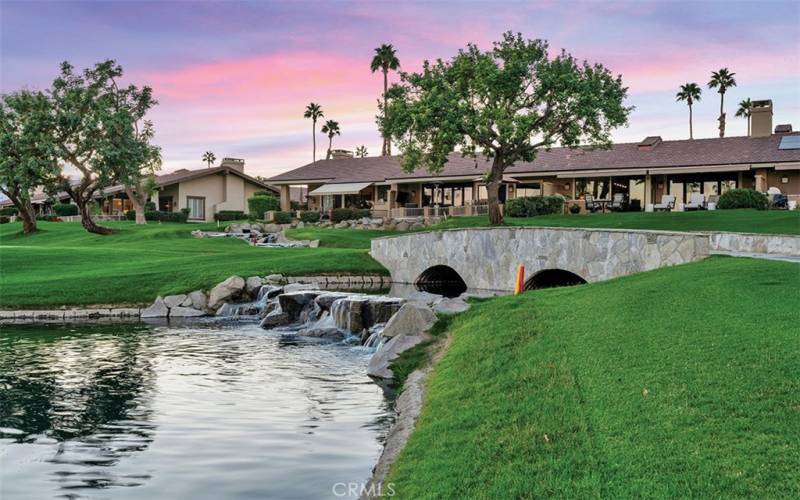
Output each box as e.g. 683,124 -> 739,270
177,174 -> 225,222
371,227 -> 710,291
766,169 -> 800,196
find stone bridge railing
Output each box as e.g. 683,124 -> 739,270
370,227 -> 712,291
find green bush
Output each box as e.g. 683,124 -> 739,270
717,189 -> 768,210
214,210 -> 245,221
505,195 -> 565,217
0,207 -> 19,216
300,211 -> 321,223
273,211 -> 293,224
247,194 -> 280,218
331,208 -> 371,222
125,210 -> 189,223
0,216 -> 10,224
145,201 -> 157,211
53,203 -> 79,216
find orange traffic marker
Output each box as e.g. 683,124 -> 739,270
514,264 -> 525,295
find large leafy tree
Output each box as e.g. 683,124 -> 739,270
371,44 -> 400,156
321,119 -> 340,159
383,32 -> 631,225
303,102 -> 324,163
0,90 -> 61,234
49,60 -> 159,233
708,68 -> 736,138
676,82 -> 702,139
735,98 -> 752,136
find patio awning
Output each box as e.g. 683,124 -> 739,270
308,182 -> 373,196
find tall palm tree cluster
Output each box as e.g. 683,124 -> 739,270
302,43 -> 400,164
676,68 -> 749,140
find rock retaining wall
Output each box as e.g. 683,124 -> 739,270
709,232 -> 800,256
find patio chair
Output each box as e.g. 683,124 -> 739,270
584,194 -> 601,213
684,192 -> 706,210
608,193 -> 627,212
653,195 -> 676,211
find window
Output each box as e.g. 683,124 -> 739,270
186,196 -> 205,220
376,185 -> 389,203
516,183 -> 541,197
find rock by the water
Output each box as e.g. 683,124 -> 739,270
245,276 -> 263,296
260,310 -> 290,328
367,334 -> 426,379
141,297 -> 169,318
433,297 -> 471,315
169,306 -> 205,317
182,290 -> 208,311
331,297 -> 371,334
314,292 -> 351,311
163,294 -> 187,309
278,291 -> 320,320
395,221 -> 410,231
208,275 -> 246,310
382,302 -> 437,339
264,273 -> 284,284
369,297 -> 405,324
406,290 -> 443,305
283,283 -> 316,293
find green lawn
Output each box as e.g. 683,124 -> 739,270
387,256 -> 800,498
436,209 -> 800,234
0,221 -> 386,308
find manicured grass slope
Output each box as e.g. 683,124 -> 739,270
436,209 -> 800,234
388,257 -> 800,498
0,221 -> 386,308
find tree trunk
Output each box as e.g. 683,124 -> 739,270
312,120 -> 317,163
19,198 -> 38,234
486,156 -> 505,226
125,186 -> 147,225
326,137 -> 333,159
382,68 -> 390,156
689,103 -> 693,139
74,195 -> 113,235
719,93 -> 725,138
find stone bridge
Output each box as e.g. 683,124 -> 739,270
370,227 -> 712,291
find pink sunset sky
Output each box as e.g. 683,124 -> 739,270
2,0 -> 799,179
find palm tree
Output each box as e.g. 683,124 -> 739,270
675,83 -> 702,139
355,146 -> 368,158
202,151 -> 216,168
708,68 -> 737,138
320,120 -> 340,159
370,44 -> 400,156
303,102 -> 324,163
735,98 -> 752,136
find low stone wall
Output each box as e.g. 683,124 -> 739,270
709,232 -> 800,256
371,227 -> 711,291
0,308 -> 140,323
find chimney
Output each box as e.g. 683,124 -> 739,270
330,149 -> 354,160
750,100 -> 773,137
637,136 -> 662,151
220,157 -> 245,172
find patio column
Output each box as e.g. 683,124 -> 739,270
418,183 -> 423,208
754,168 -> 768,192
279,185 -> 290,211
644,174 -> 652,206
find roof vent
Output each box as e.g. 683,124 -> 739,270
774,124 -> 792,134
637,136 -> 662,151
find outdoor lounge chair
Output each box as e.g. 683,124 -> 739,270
584,194 -> 601,213
684,192 -> 706,210
653,195 -> 675,211
609,193 -> 627,212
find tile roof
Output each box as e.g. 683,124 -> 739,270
267,133 -> 800,184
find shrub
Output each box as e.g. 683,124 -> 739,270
300,211 -> 321,223
505,195 -> 565,217
568,204 -> 581,214
0,207 -> 19,216
52,203 -> 79,216
35,215 -> 62,222
248,194 -> 280,218
145,201 -> 157,211
214,210 -> 245,221
125,210 -> 189,223
0,216 -> 9,224
332,208 -> 355,223
717,189 -> 768,210
273,211 -> 292,224
357,208 -> 371,219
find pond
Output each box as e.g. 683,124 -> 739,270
0,321 -> 394,499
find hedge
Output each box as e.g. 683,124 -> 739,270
0,207 -> 19,216
214,210 -> 245,221
273,211 -> 293,224
332,208 -> 371,223
125,209 -> 189,223
248,194 -> 280,218
505,195 -> 565,217
53,203 -> 79,216
717,189 -> 769,210
0,216 -> 10,224
300,211 -> 321,223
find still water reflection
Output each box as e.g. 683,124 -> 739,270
0,322 -> 393,499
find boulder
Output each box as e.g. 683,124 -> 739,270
433,297 -> 471,315
260,310 -> 290,328
297,221 -> 305,229
263,273 -> 284,284
283,283 -> 316,293
381,303 -> 437,339
245,276 -> 264,297
331,297 -> 371,333
207,275 -> 246,310
169,306 -> 205,317
262,223 -> 282,233
395,221 -> 410,231
278,291 -> 320,320
410,223 -> 425,231
309,240 -> 320,248
369,297 -> 405,324
141,297 -> 169,318
314,292 -> 351,311
406,291 -> 444,305
367,334 -> 426,379
163,294 -> 187,309
257,285 -> 283,302
181,290 -> 208,311
260,300 -> 280,318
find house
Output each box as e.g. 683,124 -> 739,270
2,158 -> 279,222
267,99 -> 800,216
